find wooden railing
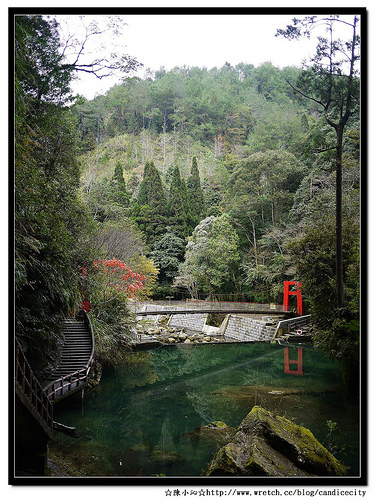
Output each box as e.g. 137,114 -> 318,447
83,309 -> 95,368
15,340 -> 53,438
44,310 -> 95,403
44,369 -> 90,402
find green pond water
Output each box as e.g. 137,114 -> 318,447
51,342 -> 359,477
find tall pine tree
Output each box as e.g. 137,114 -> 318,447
133,161 -> 168,244
137,161 -> 152,206
167,166 -> 191,239
137,161 -> 167,212
187,156 -> 206,229
111,161 -> 130,206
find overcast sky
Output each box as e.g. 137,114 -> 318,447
62,12 -> 359,100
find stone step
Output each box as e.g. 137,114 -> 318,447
63,346 -> 91,349
58,361 -> 89,367
61,346 -> 91,350
60,354 -> 90,359
62,330 -> 85,334
63,341 -> 91,345
63,337 -> 88,340
61,355 -> 91,360
46,317 -> 92,385
64,339 -> 90,342
63,337 -> 89,342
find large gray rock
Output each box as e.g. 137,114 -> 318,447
205,406 -> 348,477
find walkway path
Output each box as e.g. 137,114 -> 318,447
42,314 -> 95,403
131,300 -> 292,316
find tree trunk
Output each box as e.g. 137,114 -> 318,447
251,219 -> 258,268
163,111 -> 167,171
335,126 -> 344,308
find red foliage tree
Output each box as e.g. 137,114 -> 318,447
92,258 -> 147,299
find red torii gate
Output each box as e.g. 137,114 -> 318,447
283,281 -> 304,316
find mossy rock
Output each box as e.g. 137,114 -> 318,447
207,421 -> 229,429
206,406 -> 348,477
206,443 -> 245,475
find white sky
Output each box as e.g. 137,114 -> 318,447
64,12 -> 359,100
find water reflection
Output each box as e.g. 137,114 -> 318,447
284,347 -> 304,376
51,343 -> 359,477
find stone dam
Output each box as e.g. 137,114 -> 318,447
134,303 -> 311,343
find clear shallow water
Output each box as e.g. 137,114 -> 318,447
51,342 -> 359,477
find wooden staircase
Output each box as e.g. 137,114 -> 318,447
56,318 -> 92,377
14,312 -> 95,476
42,314 -> 95,402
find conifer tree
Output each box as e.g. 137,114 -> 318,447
167,166 -> 191,239
137,161 -> 152,206
134,161 -> 168,244
187,156 -> 206,229
137,161 -> 167,213
181,177 -> 192,232
111,161 -> 130,206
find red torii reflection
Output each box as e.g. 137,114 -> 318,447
284,347 -> 304,376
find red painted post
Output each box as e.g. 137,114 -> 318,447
283,281 -> 291,312
283,281 -> 304,315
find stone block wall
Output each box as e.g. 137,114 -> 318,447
222,315 -> 275,342
168,313 -> 208,332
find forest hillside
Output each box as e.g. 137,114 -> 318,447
15,15 -> 360,386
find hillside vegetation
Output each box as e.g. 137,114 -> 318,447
15,14 -> 360,385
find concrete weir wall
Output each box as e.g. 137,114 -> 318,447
221,315 -> 276,342
136,304 -> 208,332
136,303 -> 281,341
168,313 -> 207,332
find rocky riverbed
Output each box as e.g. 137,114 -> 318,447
134,321 -> 224,344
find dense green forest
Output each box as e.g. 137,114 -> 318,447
14,14 -> 360,386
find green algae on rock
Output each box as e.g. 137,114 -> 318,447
206,406 -> 348,477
